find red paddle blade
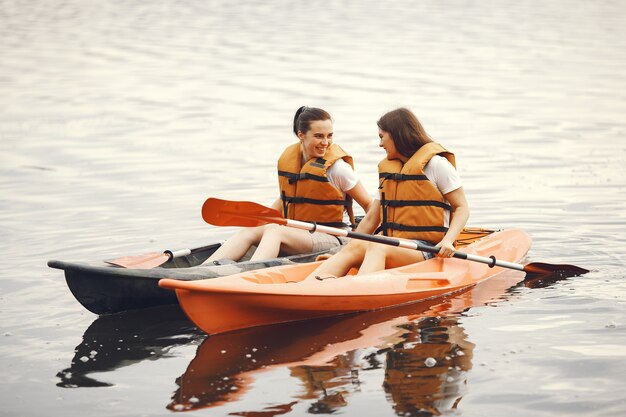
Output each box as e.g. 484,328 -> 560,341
105,252 -> 170,269
523,262 -> 589,277
202,198 -> 287,228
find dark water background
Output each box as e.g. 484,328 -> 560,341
1,0 -> 625,416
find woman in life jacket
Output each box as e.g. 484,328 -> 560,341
307,107 -> 469,278
204,106 -> 373,264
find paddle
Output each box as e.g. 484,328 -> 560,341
202,198 -> 589,277
106,244 -> 218,269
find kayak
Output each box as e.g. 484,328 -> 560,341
159,228 -> 528,335
48,242 -> 338,315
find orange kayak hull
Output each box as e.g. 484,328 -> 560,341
159,228 -> 531,334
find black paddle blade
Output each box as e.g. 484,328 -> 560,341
523,262 -> 589,278
202,198 -> 286,228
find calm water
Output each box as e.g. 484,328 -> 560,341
1,0 -> 625,416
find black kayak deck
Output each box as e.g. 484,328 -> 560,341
48,243 -> 337,315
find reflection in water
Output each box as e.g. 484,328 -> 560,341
57,305 -> 204,388
167,270 -> 559,415
293,317 -> 474,416
381,317 -> 474,416
167,313 -> 381,412
290,352 -> 359,414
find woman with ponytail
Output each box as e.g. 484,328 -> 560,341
204,106 -> 372,264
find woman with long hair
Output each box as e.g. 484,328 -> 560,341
308,107 -> 469,278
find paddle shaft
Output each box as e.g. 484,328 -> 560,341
169,242 -> 230,258
286,219 -> 526,272
106,243 -> 221,269
201,198 -> 589,276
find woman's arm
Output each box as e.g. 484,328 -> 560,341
345,180 -> 373,214
326,159 -> 373,215
436,187 -> 469,257
354,198 -> 381,234
270,197 -> 283,215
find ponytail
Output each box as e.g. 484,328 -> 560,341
293,106 -> 332,136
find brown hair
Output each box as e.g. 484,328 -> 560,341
376,108 -> 433,157
293,106 -> 332,136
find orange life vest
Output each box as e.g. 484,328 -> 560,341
278,143 -> 355,228
378,142 -> 456,243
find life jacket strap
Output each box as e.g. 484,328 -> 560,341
281,195 -> 351,207
278,170 -> 329,185
379,172 -> 429,181
309,157 -> 327,168
380,222 -> 449,233
382,199 -> 452,211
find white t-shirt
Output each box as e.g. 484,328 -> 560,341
326,158 -> 359,193
378,155 -> 462,227
423,155 -> 462,196
328,159 -> 359,225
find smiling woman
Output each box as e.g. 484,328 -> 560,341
297,111 -> 333,161
203,106 -> 373,264
306,107 -> 470,279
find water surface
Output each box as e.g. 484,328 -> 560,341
1,0 -> 625,416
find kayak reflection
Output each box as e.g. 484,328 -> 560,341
294,316 -> 474,416
167,270 -> 551,415
381,316 -> 474,416
57,305 -> 204,388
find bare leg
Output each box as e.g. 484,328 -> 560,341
357,242 -> 387,274
359,244 -> 425,275
250,224 -> 314,261
304,239 -> 368,280
204,226 -> 266,264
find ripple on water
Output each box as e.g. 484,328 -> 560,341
1,0 -> 625,416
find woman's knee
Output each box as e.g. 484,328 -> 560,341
365,242 -> 388,255
261,223 -> 283,238
342,239 -> 369,256
237,225 -> 268,243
